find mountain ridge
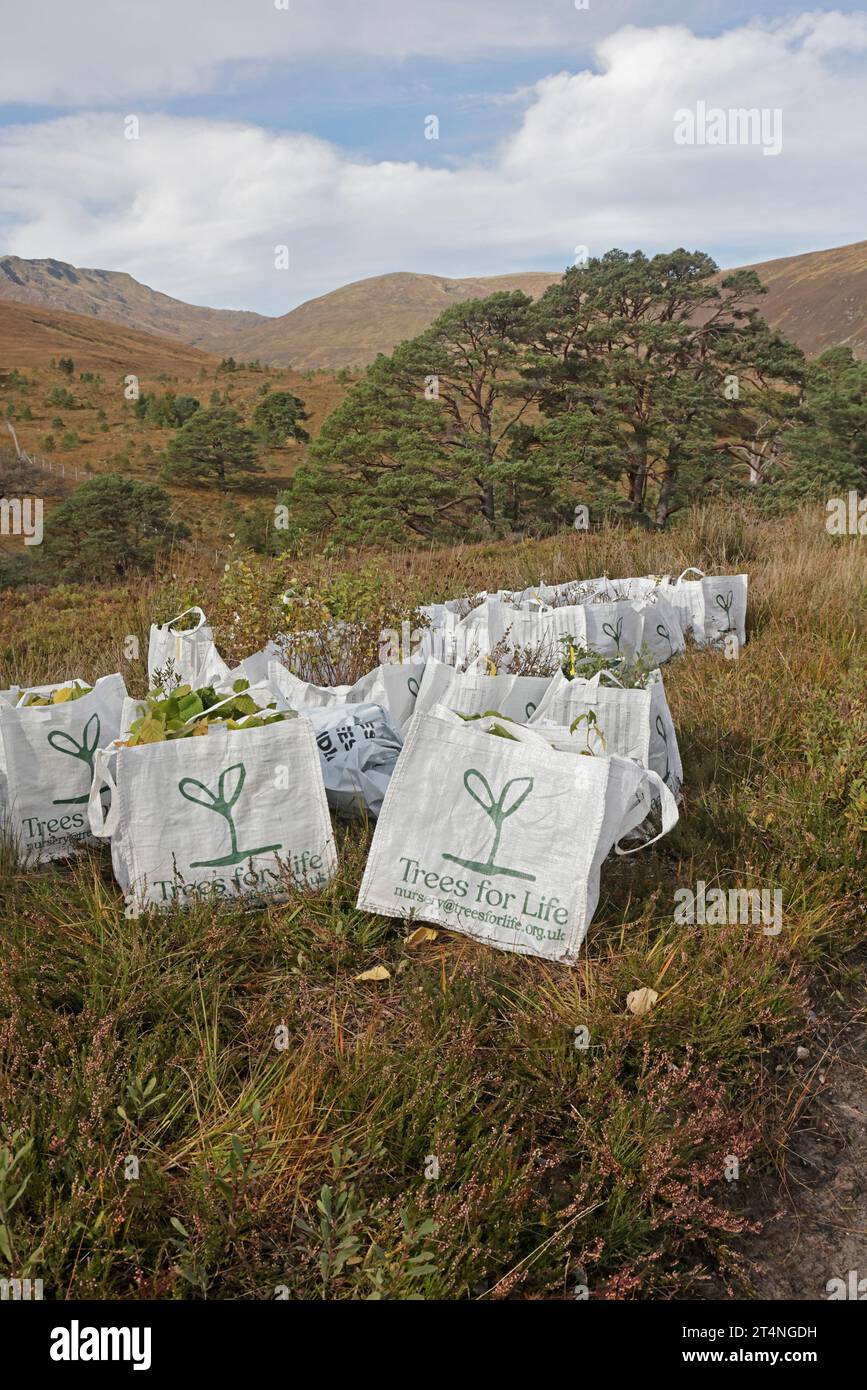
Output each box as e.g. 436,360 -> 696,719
0,256 -> 268,356
2,242 -> 866,370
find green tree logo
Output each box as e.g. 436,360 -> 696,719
655,714 -> 671,785
714,590 -> 735,632
47,713 -> 101,805
655,622 -> 674,659
601,616 -> 624,653
178,762 -> 282,868
442,769 -> 535,881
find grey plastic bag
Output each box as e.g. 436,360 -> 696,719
306,702 -> 403,819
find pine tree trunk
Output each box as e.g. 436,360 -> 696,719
630,434 -> 648,513
655,474 -> 675,528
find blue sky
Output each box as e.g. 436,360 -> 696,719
1,1 -> 865,314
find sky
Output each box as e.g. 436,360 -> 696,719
0,0 -> 865,317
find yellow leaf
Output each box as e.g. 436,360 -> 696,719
405,926 -> 438,947
354,965 -> 391,982
626,987 -> 659,1016
52,686 -> 73,704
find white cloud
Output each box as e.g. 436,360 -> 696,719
1,14 -> 865,313
0,0 -> 611,106
0,0 -> 784,107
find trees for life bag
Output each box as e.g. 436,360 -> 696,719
267,660 -> 424,734
147,607 -> 232,689
89,718 -> 336,917
413,657 -> 553,724
357,706 -> 678,965
529,668 -> 683,795
662,569 -> 748,647
0,674 -> 127,862
0,679 -> 89,795
496,599 -> 643,667
631,593 -> 685,664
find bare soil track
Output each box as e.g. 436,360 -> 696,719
743,1005 -> 867,1300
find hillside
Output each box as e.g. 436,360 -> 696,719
0,257 -> 268,355
229,270 -> 564,370
0,257 -> 563,369
235,243 -> 867,369
0,299 -> 219,376
2,242 -> 866,373
734,240 -> 867,358
0,300 -> 350,545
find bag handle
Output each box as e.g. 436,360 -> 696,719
165,606 -> 207,634
675,567 -> 705,583
88,746 -> 120,838
480,719 -> 554,750
584,669 -> 626,690
431,705 -> 553,750
614,769 -> 679,855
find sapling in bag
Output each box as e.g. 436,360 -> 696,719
357,706 -> 678,964
0,674 -> 127,862
147,607 -> 232,689
458,597 -> 642,671
0,679 -> 90,801
117,679 -> 289,743
89,718 -> 336,917
529,668 -> 683,795
501,600 -> 643,666
1,678 -> 88,707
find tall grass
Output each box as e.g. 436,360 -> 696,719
0,503 -> 864,1298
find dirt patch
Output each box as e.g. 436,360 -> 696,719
740,1006 -> 867,1300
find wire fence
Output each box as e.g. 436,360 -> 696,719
4,422 -> 90,482
4,422 -> 225,567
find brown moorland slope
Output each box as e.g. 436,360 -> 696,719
229,270 -> 565,369
0,258 -> 563,369
0,300 -> 351,543
0,298 -> 347,430
0,256 -> 267,355
733,240 -> 867,358
0,299 -> 219,376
